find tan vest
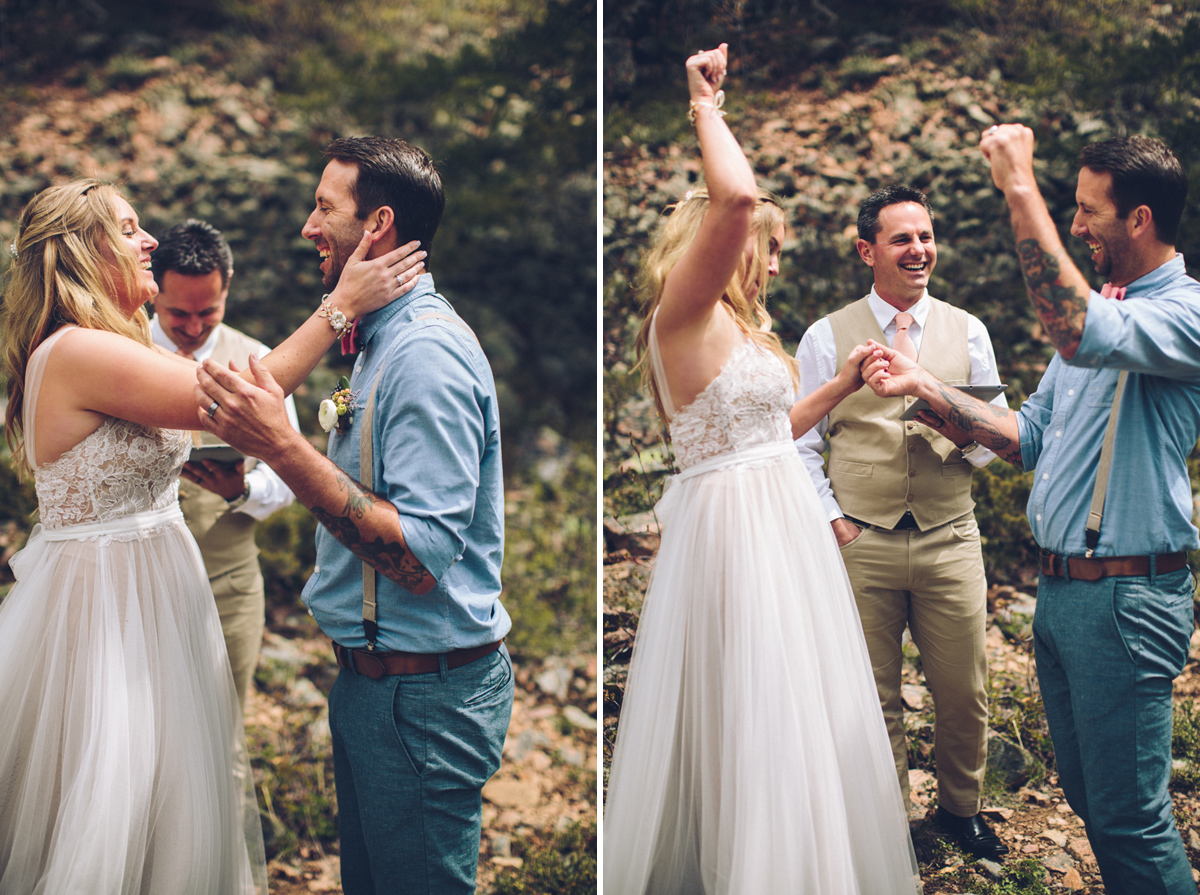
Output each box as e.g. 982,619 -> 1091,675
178,324 -> 263,579
826,296 -> 974,530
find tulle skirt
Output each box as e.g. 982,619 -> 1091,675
0,507 -> 266,895
604,444 -> 921,894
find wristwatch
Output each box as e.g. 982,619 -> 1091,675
226,482 -> 251,511
959,441 -> 984,458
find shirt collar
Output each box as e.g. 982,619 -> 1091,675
149,314 -> 220,361
356,272 -> 440,351
867,286 -> 930,331
1122,253 -> 1187,298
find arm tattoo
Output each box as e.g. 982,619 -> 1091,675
310,469 -> 434,592
1016,238 -> 1086,354
933,382 -> 1024,471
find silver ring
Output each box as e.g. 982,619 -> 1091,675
206,401 -> 219,419
986,125 -> 999,135
396,274 -> 404,286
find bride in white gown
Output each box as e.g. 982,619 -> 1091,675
0,180 -> 423,894
603,45 -> 922,894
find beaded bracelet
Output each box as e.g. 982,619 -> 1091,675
687,89 -> 727,125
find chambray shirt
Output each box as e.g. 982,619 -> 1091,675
301,274 -> 510,652
1017,254 -> 1200,557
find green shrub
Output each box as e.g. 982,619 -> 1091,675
501,444 -> 596,660
1173,698 -> 1200,792
972,461 -> 1038,585
490,820 -> 596,895
249,710 -> 337,861
256,502 -> 318,610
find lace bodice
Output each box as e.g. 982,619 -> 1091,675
34,417 -> 190,530
24,326 -> 190,530
660,340 -> 795,469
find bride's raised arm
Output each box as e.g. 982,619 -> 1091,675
655,44 -> 757,339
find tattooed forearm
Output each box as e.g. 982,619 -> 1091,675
1016,238 -> 1086,354
349,536 -> 433,593
997,446 -> 1025,469
311,472 -> 436,593
933,382 -> 1024,471
334,469 -> 375,520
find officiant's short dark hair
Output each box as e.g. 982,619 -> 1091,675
326,136 -> 445,260
857,185 -> 934,244
151,219 -> 233,288
1079,136 -> 1186,245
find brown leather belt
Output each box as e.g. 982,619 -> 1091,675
1039,550 -> 1188,582
333,639 -> 503,680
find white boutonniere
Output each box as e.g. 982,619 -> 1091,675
320,376 -> 360,434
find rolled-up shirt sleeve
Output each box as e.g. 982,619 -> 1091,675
1072,286 -> 1200,381
373,326 -> 489,582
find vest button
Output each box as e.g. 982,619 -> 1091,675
906,494 -> 914,502
908,469 -> 917,477
908,444 -> 917,453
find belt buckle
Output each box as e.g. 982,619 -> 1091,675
1040,550 -> 1060,578
354,649 -> 388,679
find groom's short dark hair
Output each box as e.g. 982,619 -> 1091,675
857,185 -> 934,243
1078,136 -> 1186,245
326,136 -> 445,260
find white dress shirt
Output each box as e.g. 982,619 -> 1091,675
793,287 -> 1009,522
152,315 -> 299,521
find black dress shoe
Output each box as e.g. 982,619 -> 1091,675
934,807 -> 1010,860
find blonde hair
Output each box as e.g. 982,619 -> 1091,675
634,187 -> 797,422
2,179 -> 152,474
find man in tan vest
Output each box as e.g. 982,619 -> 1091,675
794,185 -> 1009,859
150,219 -> 299,715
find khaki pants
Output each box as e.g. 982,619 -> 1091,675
211,562 -> 266,716
838,511 -> 989,815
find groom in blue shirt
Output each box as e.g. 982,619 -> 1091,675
197,136 -> 512,895
863,131 -> 1200,894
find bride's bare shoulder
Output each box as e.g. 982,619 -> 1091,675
41,326 -> 159,372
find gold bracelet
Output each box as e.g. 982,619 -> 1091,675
317,295 -> 357,339
687,89 -> 726,125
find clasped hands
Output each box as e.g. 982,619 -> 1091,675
852,340 -> 946,427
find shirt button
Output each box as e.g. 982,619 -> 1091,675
314,565 -> 320,574
1068,389 -> 1075,396
308,608 -> 314,617
1055,429 -> 1063,438
1042,473 -> 1049,481
1036,514 -> 1042,522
